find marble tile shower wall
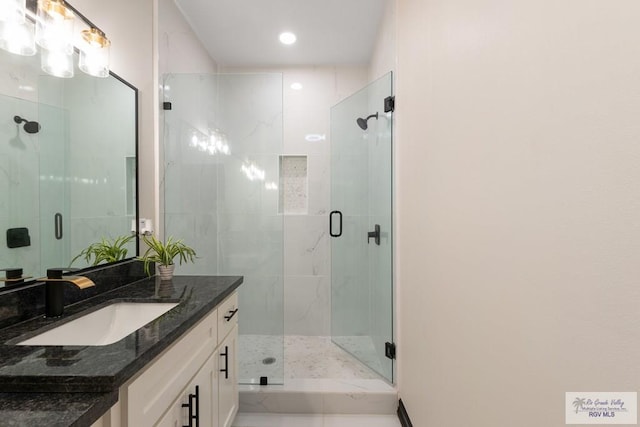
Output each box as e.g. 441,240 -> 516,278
280,67 -> 368,336
162,74 -> 223,275
162,73 -> 285,338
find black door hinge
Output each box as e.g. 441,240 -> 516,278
162,102 -> 172,110
384,96 -> 395,113
385,342 -> 396,360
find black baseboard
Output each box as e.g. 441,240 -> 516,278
397,399 -> 413,427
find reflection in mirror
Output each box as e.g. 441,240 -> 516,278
0,49 -> 138,288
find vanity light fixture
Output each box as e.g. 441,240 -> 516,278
0,0 -> 36,56
290,82 -> 303,90
35,0 -> 74,53
40,43 -> 74,77
279,31 -> 296,45
0,0 -> 111,78
78,27 -> 110,77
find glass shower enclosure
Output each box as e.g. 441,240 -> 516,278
330,72 -> 394,382
162,73 -> 284,385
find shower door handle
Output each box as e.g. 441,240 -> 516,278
329,211 -> 342,237
54,213 -> 63,240
368,224 -> 381,245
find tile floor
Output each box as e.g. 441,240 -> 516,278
232,412 -> 402,427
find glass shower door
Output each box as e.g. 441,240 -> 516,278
330,72 -> 394,382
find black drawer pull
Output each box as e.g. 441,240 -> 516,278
182,385 -> 199,427
224,308 -> 238,321
220,345 -> 229,379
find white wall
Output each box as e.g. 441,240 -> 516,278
158,0 -> 218,76
396,0 -> 640,426
369,0 -> 396,82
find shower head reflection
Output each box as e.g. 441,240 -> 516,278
14,116 -> 41,134
356,113 -> 378,130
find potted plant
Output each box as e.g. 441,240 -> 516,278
140,234 -> 197,280
70,234 -> 136,267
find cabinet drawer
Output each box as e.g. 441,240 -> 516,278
126,308 -> 217,427
217,292 -> 238,343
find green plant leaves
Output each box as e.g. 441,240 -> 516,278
140,235 -> 197,276
70,234 -> 136,267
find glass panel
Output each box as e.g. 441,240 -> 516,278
330,72 -> 394,382
162,73 -> 284,385
38,72 -> 137,272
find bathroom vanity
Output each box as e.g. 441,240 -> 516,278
0,270 -> 242,427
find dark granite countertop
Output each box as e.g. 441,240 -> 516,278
0,390 -> 118,427
0,274 -> 242,426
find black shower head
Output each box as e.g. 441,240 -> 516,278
356,112 -> 379,130
14,115 -> 41,134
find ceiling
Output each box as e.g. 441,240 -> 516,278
174,0 -> 387,67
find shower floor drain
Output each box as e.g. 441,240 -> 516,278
262,357 -> 276,365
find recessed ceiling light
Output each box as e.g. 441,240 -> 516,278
291,82 -> 303,90
279,32 -> 297,45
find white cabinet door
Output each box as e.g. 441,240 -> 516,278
156,352 -> 218,427
217,324 -> 238,427
154,395 -> 182,427
128,309 -> 218,427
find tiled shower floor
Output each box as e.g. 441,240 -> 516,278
237,335 -> 398,417
239,335 -> 381,384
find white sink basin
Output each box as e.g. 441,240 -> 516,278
18,302 -> 179,346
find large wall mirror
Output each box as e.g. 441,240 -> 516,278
0,44 -> 138,288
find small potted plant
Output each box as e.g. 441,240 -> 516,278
140,234 -> 197,280
71,234 -> 136,267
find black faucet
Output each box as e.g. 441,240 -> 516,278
39,268 -> 96,318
